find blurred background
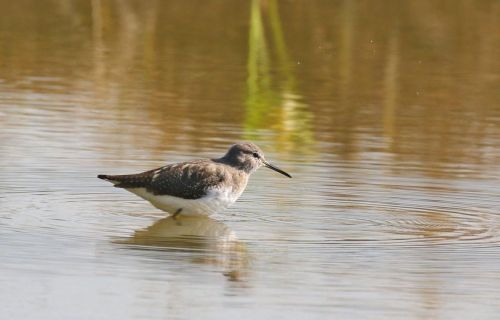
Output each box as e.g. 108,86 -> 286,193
0,1 -> 499,319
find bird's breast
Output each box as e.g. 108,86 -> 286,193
205,185 -> 244,207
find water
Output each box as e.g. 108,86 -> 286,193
1,1 -> 499,319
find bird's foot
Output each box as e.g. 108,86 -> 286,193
172,208 -> 183,220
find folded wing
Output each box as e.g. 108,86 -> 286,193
98,160 -> 226,200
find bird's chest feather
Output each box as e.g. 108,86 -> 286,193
204,185 -> 244,207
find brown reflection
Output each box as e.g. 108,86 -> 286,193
416,271 -> 442,320
123,215 -> 249,282
383,33 -> 399,141
296,0 -> 499,176
0,0 -> 498,173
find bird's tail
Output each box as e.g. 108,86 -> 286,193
97,174 -> 121,185
97,172 -> 152,188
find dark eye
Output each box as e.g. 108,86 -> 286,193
252,152 -> 259,158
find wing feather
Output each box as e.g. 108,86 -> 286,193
98,160 -> 226,199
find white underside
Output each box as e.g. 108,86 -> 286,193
126,187 -> 243,216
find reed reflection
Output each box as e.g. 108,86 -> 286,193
123,215 -> 249,281
1,1 -> 497,174
245,0 -> 314,154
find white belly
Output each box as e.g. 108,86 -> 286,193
126,187 -> 244,216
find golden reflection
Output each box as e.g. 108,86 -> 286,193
0,0 -> 498,173
124,215 -> 249,281
338,0 -> 354,100
382,32 -> 400,141
245,0 -> 315,154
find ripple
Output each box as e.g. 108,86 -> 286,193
0,4 -> 499,317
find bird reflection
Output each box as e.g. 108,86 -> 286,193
123,215 -> 249,281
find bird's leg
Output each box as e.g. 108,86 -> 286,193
172,208 -> 182,220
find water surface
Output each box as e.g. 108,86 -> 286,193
1,1 -> 499,319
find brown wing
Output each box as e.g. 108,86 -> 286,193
98,168 -> 156,189
98,160 -> 226,200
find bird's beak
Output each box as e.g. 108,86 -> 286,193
263,160 -> 292,178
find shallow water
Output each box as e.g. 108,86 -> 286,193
1,1 -> 500,319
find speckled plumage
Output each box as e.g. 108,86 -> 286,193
98,142 -> 291,216
100,160 -> 242,199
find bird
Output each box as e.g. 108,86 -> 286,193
98,142 -> 291,217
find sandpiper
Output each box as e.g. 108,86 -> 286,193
98,142 -> 291,217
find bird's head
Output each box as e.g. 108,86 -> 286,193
221,142 -> 291,178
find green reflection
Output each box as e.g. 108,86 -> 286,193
245,0 -> 314,154
0,0 -> 498,173
122,215 -> 249,282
